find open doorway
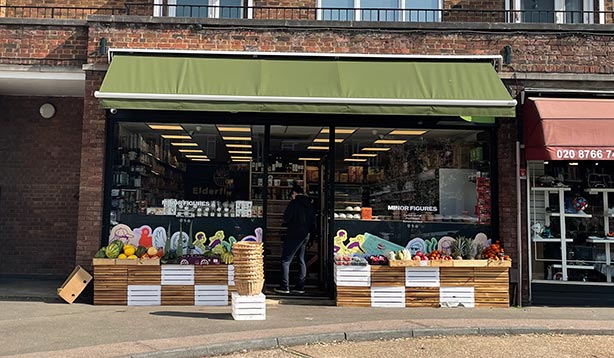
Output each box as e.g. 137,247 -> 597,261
262,125 -> 332,296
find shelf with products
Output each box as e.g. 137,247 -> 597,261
583,188 -> 614,283
530,184 -> 614,284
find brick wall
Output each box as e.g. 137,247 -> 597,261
74,70 -> 107,271
444,0 -> 506,22
86,23 -> 614,74
0,23 -> 87,66
0,96 -> 83,276
2,0 -> 146,18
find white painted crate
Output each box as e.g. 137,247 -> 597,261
228,264 -> 235,286
128,285 -> 161,306
161,265 -> 194,285
406,267 -> 440,287
439,286 -> 475,308
231,292 -> 266,320
370,286 -> 405,308
195,285 -> 229,306
334,265 -> 371,287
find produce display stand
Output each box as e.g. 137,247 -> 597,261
93,259 -> 235,306
335,260 -> 511,308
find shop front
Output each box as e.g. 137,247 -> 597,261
525,97 -> 614,306
91,50 -> 516,307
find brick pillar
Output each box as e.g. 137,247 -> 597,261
75,70 -> 107,270
497,116 -> 529,304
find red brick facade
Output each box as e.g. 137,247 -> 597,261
2,13 -> 614,303
0,96 -> 83,276
0,22 -> 87,66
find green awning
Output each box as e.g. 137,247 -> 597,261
95,55 -> 516,120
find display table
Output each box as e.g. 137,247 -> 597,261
335,260 -> 511,308
93,260 -> 235,306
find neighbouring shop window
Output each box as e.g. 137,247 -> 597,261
521,0 -> 592,24
529,160 -> 614,284
319,0 -> 441,22
331,127 -> 493,254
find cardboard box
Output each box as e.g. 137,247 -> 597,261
58,266 -> 93,304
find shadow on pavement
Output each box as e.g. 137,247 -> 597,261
150,311 -> 234,320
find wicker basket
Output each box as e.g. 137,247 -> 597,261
235,279 -> 265,296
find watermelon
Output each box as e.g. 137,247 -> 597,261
135,245 -> 148,258
94,247 -> 106,258
105,240 -> 123,259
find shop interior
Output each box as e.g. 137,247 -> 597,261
529,160 -> 614,285
108,122 -> 493,294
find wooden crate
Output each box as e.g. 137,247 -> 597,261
195,285 -> 229,306
440,286 -> 475,308
473,267 -> 509,307
161,285 -> 195,305
161,265 -> 194,285
194,265 -> 229,285
440,267 -> 475,286
406,287 -> 440,307
371,266 -> 405,286
371,286 -> 405,307
128,285 -> 161,306
336,286 -> 371,307
93,265 -> 127,305
92,258 -> 116,265
405,267 -> 440,287
334,266 -> 370,287
127,266 -> 161,285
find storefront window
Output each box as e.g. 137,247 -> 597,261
529,160 -> 614,284
332,127 -> 493,253
109,123 -> 265,246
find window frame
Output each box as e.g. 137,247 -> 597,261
317,0 -> 443,22
157,0 -> 253,19
517,0 -> 594,24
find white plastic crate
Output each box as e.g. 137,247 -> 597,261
439,286 -> 475,308
370,286 -> 405,308
406,267 -> 440,287
128,285 -> 161,306
228,265 -> 235,286
334,265 -> 371,287
194,285 -> 228,306
231,292 -> 266,320
161,265 -> 194,285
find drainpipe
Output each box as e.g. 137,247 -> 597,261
516,141 -> 523,306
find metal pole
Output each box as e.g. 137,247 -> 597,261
516,141 -> 523,306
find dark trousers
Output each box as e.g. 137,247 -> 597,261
280,234 -> 309,291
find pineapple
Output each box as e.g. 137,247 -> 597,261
451,237 -> 473,259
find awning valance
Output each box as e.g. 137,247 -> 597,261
94,54 -> 517,120
524,98 -> 614,160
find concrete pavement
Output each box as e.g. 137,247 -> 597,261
2,298 -> 614,358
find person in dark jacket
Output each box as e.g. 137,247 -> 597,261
274,185 -> 315,295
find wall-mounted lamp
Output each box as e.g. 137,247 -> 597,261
39,103 -> 56,119
99,37 -> 107,56
503,45 -> 512,65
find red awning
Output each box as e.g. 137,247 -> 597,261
524,98 -> 614,160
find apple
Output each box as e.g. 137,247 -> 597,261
421,256 -> 428,261
412,255 -> 421,261
415,251 -> 423,257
